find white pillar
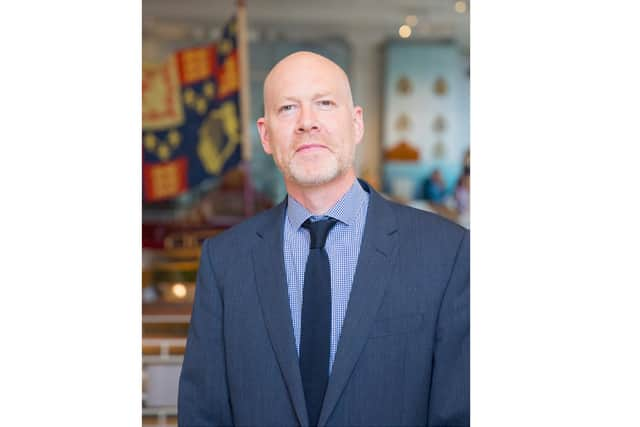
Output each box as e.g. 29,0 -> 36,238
347,33 -> 385,189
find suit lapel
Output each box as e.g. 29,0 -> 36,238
318,187 -> 399,426
252,200 -> 309,427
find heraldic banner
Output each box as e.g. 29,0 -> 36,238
142,16 -> 242,202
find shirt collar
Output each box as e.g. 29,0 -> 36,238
286,179 -> 368,230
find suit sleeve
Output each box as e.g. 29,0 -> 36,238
178,238 -> 233,427
427,230 -> 470,426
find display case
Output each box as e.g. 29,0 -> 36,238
142,229 -> 216,427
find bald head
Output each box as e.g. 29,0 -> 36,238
256,50 -> 364,199
263,51 -> 354,115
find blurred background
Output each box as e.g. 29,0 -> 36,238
142,1 -> 469,425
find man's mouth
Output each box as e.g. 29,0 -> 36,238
295,143 -> 329,153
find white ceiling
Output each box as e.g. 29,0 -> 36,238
143,0 -> 469,49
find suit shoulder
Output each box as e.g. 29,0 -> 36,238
386,198 -> 468,241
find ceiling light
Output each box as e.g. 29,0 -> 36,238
455,1 -> 467,14
398,24 -> 412,38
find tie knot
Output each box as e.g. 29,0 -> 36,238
302,217 -> 338,249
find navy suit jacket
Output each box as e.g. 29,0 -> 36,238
178,180 -> 470,426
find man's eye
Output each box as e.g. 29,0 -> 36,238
279,105 -> 295,113
318,100 -> 334,108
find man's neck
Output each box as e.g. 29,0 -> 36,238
286,171 -> 357,215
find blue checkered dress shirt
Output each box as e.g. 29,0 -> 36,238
284,180 -> 370,374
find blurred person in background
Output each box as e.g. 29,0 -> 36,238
455,173 -> 470,227
455,173 -> 470,214
462,148 -> 470,176
422,169 -> 447,203
178,51 -> 469,426
456,149 -> 470,215
456,149 -> 470,226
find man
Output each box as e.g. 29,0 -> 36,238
178,51 -> 469,426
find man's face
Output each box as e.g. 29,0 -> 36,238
257,53 -> 363,187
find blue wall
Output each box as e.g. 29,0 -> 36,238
383,42 -> 469,198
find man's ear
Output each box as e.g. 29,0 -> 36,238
352,105 -> 364,145
256,117 -> 272,154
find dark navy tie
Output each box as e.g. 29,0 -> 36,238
300,217 -> 338,426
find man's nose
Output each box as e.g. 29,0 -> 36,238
296,105 -> 319,133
